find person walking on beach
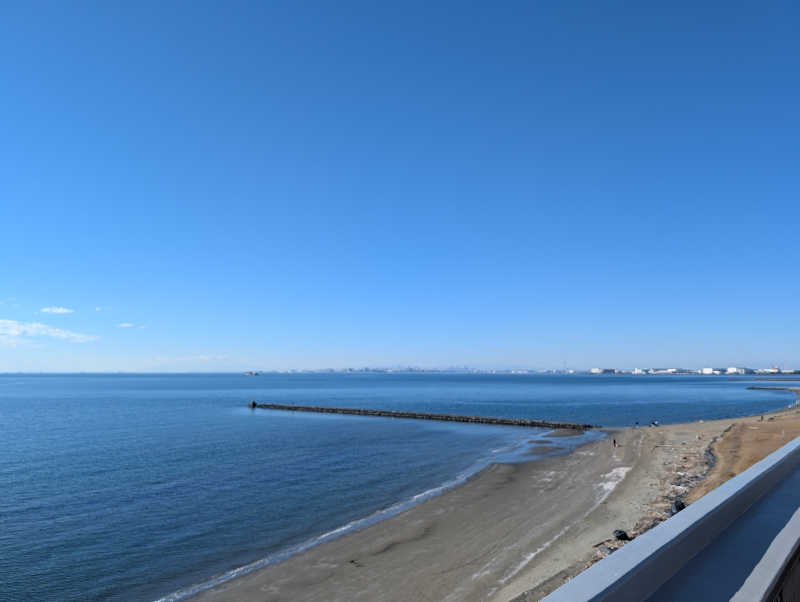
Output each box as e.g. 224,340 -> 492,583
612,438 -> 617,448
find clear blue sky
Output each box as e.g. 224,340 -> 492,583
1,1 -> 798,371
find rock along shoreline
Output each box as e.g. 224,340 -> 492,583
249,401 -> 596,431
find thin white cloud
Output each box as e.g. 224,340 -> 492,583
0,334 -> 23,348
41,306 -> 74,314
118,322 -> 135,328
95,307 -> 102,312
0,319 -> 97,344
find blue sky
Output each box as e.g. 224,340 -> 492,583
1,1 -> 798,371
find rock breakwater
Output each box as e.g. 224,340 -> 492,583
250,402 -> 595,430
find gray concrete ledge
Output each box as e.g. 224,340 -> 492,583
542,435 -> 800,602
732,507 -> 800,602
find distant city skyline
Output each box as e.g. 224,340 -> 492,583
2,2 -> 799,372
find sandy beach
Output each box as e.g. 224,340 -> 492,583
193,391 -> 800,602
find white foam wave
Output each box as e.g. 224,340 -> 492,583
153,429 -> 566,602
153,477 -> 462,602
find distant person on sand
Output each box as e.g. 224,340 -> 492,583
613,438 -> 617,448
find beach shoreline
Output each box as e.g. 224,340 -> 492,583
191,429 -> 621,602
190,394 -> 800,602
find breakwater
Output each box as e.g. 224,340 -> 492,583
747,386 -> 800,399
249,402 -> 595,430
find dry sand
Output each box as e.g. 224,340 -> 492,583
193,391 -> 800,602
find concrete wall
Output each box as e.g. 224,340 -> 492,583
732,508 -> 800,602
542,436 -> 800,602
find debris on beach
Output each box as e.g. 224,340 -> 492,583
588,434 -> 714,567
670,499 -> 686,515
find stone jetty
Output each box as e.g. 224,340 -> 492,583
250,402 -> 595,430
747,386 -> 800,399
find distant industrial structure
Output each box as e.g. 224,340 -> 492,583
586,365 -> 798,376
242,365 -> 798,376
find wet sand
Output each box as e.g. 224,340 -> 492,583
193,431 -> 630,602
193,393 -> 800,602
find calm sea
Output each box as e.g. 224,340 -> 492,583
1,373 -> 796,601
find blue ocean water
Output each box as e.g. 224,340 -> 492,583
0,373 -> 796,601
